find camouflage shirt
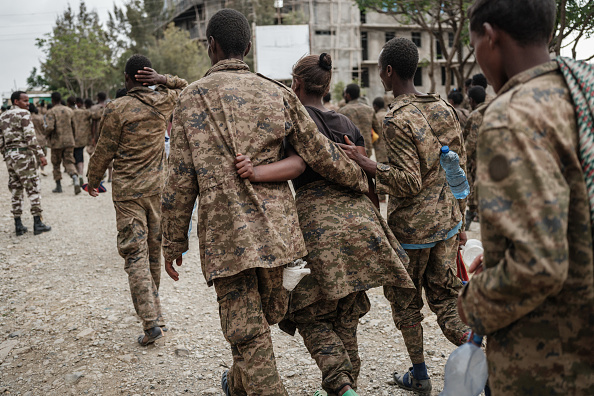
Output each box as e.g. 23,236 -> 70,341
87,75 -> 188,201
375,93 -> 466,245
0,108 -> 44,160
459,62 -> 594,393
31,113 -> 46,148
454,107 -> 470,130
462,102 -> 489,206
338,98 -> 380,157
161,59 -> 368,285
90,103 -> 106,142
45,104 -> 75,149
72,108 -> 92,147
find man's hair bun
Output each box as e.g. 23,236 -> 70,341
318,53 -> 332,71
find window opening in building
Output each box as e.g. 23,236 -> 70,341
315,30 -> 335,35
436,39 -> 443,59
361,31 -> 368,61
441,67 -> 455,85
360,9 -> 366,23
412,32 -> 422,47
448,32 -> 454,47
361,68 -> 369,88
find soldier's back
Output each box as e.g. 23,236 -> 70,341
175,62 -> 306,283
46,104 -> 75,148
384,93 -> 464,244
73,108 -> 92,147
338,101 -> 374,131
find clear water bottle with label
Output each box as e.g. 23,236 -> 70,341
440,146 -> 470,199
440,332 -> 488,396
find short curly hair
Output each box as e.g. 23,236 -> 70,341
379,37 -> 418,81
206,9 -> 251,57
125,54 -> 152,83
469,0 -> 556,46
471,73 -> 488,89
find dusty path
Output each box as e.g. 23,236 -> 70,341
0,159 -> 479,395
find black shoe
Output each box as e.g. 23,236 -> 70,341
52,181 -> 62,193
221,370 -> 231,396
15,217 -> 28,236
33,215 -> 51,235
137,326 -> 163,346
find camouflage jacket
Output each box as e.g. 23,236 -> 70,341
375,93 -> 466,245
45,104 -> 75,149
72,108 -> 92,147
454,107 -> 470,130
0,108 -> 45,160
462,102 -> 489,205
459,62 -> 594,394
87,75 -> 188,201
90,103 -> 106,142
161,59 -> 368,285
338,98 -> 380,156
31,113 -> 46,147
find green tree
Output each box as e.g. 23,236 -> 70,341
552,0 -> 594,60
35,1 -> 112,98
148,23 -> 210,83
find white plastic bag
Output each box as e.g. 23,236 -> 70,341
282,259 -> 310,291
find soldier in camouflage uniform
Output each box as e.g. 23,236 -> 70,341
235,54 -> 415,396
45,92 -> 80,195
338,84 -> 381,158
87,54 -> 187,346
89,93 -> 111,180
160,10 -> 370,396
73,97 -> 92,184
29,103 -> 47,174
372,97 -> 389,164
0,91 -> 51,236
462,86 -> 487,229
458,1 -> 594,394
339,38 -> 469,395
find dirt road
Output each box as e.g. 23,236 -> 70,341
0,162 -> 479,395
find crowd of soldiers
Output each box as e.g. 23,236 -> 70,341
1,0 -> 594,395
0,90 -> 108,235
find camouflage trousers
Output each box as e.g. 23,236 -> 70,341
50,147 -> 77,181
213,267 -> 289,396
114,195 -> 164,331
286,292 -> 370,396
384,235 -> 468,364
5,150 -> 42,217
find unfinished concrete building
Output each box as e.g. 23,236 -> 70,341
163,0 -> 479,102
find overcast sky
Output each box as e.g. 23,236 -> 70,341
1,1 -> 593,99
0,0 -> 126,98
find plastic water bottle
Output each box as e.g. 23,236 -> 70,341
440,333 -> 488,396
440,146 -> 470,199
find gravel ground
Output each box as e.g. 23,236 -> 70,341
0,159 -> 481,396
